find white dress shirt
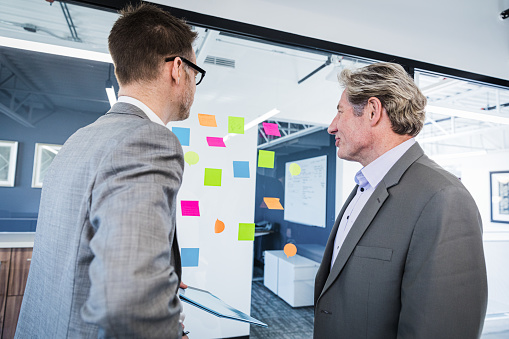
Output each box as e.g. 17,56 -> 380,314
331,138 -> 416,269
117,96 -> 165,126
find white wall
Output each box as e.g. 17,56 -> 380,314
170,101 -> 258,338
156,0 -> 509,81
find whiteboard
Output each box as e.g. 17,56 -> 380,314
284,155 -> 327,227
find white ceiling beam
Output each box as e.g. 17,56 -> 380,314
426,105 -> 509,125
421,78 -> 461,96
418,125 -> 507,144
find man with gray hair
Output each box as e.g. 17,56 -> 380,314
314,62 -> 487,338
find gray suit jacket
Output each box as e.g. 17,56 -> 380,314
16,103 -> 184,339
314,143 -> 487,339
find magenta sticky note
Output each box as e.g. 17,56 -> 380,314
206,137 -> 226,147
181,200 -> 200,216
263,122 -> 281,137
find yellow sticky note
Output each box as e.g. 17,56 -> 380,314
184,151 -> 199,165
289,163 -> 301,176
228,116 -> 244,134
238,223 -> 255,241
258,150 -> 275,168
263,197 -> 284,210
204,168 -> 222,186
198,114 -> 217,127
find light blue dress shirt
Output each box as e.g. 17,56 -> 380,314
331,138 -> 416,269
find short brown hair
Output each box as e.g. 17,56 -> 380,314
340,62 -> 427,137
108,3 -> 197,85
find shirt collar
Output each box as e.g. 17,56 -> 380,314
355,138 -> 416,189
117,96 -> 165,127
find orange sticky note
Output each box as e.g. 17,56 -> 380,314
198,114 -> 217,127
284,243 -> 297,258
215,219 -> 225,233
263,197 -> 284,210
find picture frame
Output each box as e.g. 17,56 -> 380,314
32,143 -> 62,188
0,140 -> 19,187
490,171 -> 509,224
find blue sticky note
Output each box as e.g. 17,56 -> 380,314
172,127 -> 190,146
233,161 -> 250,178
181,248 -> 199,267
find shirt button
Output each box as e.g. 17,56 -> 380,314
360,188 -> 365,192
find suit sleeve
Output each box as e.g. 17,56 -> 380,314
397,185 -> 488,339
81,123 -> 184,339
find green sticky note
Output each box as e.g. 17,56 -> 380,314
238,223 -> 255,241
258,150 -> 275,168
228,116 -> 245,134
204,168 -> 222,186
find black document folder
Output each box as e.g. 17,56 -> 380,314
179,286 -> 268,327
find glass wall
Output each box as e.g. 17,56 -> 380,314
1,0 -> 508,337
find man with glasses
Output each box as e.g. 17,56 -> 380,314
16,4 -> 202,339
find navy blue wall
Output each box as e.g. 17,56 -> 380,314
255,131 -> 336,250
0,110 -> 102,231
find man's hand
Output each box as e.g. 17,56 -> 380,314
180,281 -> 188,337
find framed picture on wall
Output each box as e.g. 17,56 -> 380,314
490,171 -> 509,224
32,143 -> 62,188
0,140 -> 19,187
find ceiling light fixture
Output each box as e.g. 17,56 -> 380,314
105,64 -> 116,107
0,36 -> 112,63
426,105 -> 509,125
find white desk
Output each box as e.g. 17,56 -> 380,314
0,232 -> 35,248
263,250 -> 319,307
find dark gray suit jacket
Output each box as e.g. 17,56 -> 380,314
16,103 -> 184,338
314,143 -> 487,339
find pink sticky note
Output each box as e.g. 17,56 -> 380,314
263,122 -> 281,137
206,137 -> 226,147
181,200 -> 200,216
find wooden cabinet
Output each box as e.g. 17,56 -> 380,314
0,248 -> 32,339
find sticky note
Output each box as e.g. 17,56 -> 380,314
204,168 -> 222,186
238,223 -> 255,241
289,163 -> 301,176
263,122 -> 281,137
228,116 -> 244,134
181,248 -> 199,267
215,219 -> 225,233
258,150 -> 275,168
198,114 -> 217,127
233,161 -> 250,178
284,243 -> 297,258
263,197 -> 284,210
206,137 -> 226,147
172,127 -> 190,146
181,200 -> 200,216
184,151 -> 199,165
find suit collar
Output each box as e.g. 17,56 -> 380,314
105,102 -> 149,120
316,142 -> 425,303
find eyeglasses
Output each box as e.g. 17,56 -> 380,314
165,56 -> 206,85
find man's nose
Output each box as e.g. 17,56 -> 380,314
327,116 -> 338,135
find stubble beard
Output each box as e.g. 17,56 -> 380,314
176,72 -> 195,121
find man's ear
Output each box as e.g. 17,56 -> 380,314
170,57 -> 183,85
367,97 -> 383,126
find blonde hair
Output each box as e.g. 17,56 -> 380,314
339,62 -> 426,136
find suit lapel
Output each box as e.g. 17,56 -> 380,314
318,183 -> 389,301
317,143 -> 425,303
315,186 -> 357,302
